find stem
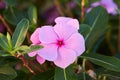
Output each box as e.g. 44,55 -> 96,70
29,60 -> 44,73
54,0 -> 64,16
18,55 -> 36,75
63,69 -> 67,80
81,0 -> 85,22
0,14 -> 13,35
82,59 -> 86,80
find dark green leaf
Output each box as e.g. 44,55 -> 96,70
12,18 -> 29,48
0,50 -> 11,56
84,6 -> 108,50
79,24 -> 90,37
30,70 -> 54,80
95,68 -> 120,80
0,65 -> 17,80
0,34 -> 9,51
4,7 -> 27,25
80,53 -> 120,72
54,66 -> 77,80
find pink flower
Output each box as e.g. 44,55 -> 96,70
28,28 -> 45,64
29,17 -> 85,68
86,0 -> 118,15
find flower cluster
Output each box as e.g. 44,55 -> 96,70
28,17 -> 85,68
86,0 -> 118,15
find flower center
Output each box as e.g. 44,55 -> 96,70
57,40 -> 64,47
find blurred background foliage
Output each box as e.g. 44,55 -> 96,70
0,0 -> 120,80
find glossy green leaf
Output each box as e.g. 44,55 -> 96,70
30,70 -> 54,80
80,53 -> 120,72
0,65 -> 17,80
54,66 -> 77,80
84,6 -> 108,50
0,34 -> 9,51
79,24 -> 90,37
12,18 -> 29,48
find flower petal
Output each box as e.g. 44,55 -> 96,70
36,55 -> 45,64
38,44 -> 58,61
28,50 -> 38,57
30,28 -> 41,44
55,17 -> 79,29
54,24 -> 78,40
67,19 -> 79,29
55,17 -> 72,24
91,2 -> 100,7
54,47 -> 76,69
39,26 -> 58,43
101,0 -> 118,15
64,33 -> 85,56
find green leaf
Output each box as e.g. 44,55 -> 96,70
30,70 -> 54,80
7,32 -> 12,50
12,18 -> 29,48
54,66 -> 77,80
0,65 -> 17,80
79,24 -> 90,37
0,50 -> 11,56
28,5 -> 37,25
13,45 -> 29,52
84,6 -> 108,50
80,53 -> 120,72
4,7 -> 27,25
95,68 -> 120,80
28,5 -> 37,32
23,45 -> 43,54
0,34 -> 9,51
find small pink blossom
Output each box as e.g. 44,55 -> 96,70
28,28 -> 45,64
29,17 -> 85,68
86,0 -> 118,15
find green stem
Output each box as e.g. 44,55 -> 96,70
82,58 -> 86,80
63,69 -> 67,80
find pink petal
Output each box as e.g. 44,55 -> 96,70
28,50 -> 38,57
86,7 -> 93,13
91,2 -> 100,7
55,17 -> 79,29
38,44 -> 58,61
64,33 -> 85,56
55,17 -> 72,24
30,28 -> 41,44
67,19 -> 79,29
39,26 -> 58,43
36,55 -> 45,64
54,47 -> 76,69
54,24 -> 78,40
